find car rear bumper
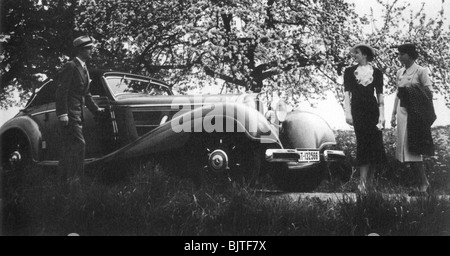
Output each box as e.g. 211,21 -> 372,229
265,148 -> 345,170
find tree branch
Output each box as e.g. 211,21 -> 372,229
203,66 -> 247,87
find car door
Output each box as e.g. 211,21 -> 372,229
80,72 -> 119,158
80,95 -> 117,158
42,76 -> 118,161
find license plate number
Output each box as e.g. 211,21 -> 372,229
297,151 -> 320,162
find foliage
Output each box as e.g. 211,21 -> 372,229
75,0 -> 195,83
2,160 -> 450,236
1,0 -> 449,110
73,0 -> 360,102
356,0 -> 450,107
333,126 -> 450,194
0,0 -> 78,107
2,126 -> 449,236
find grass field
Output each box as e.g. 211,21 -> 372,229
1,126 -> 449,236
332,125 -> 450,195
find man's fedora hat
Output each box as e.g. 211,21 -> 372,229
73,35 -> 95,48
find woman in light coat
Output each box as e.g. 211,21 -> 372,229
391,43 -> 434,196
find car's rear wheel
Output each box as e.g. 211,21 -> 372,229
270,164 -> 324,192
189,133 -> 262,189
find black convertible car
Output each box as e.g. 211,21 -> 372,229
1,70 -> 345,191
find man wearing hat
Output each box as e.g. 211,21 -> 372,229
55,35 -> 104,189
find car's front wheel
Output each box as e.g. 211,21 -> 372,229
1,131 -> 33,192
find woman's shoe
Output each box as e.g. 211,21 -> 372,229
357,183 -> 367,194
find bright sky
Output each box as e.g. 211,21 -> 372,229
346,0 -> 450,26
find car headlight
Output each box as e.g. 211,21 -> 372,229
242,94 -> 257,109
274,99 -> 288,122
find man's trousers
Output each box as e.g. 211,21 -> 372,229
58,124 -> 85,184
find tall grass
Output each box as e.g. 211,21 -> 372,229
1,126 -> 449,236
333,126 -> 450,194
2,161 -> 450,236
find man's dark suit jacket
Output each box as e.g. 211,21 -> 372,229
55,58 -> 100,126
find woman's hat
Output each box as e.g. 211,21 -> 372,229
393,43 -> 418,58
352,44 -> 377,56
73,35 -> 95,48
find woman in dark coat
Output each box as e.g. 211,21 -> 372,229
343,44 -> 387,193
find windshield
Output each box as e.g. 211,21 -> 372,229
105,75 -> 171,96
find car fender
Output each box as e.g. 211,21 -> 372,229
280,110 -> 337,151
173,102 -> 281,144
0,115 -> 42,162
98,102 -> 282,162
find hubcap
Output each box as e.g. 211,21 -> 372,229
8,150 -> 22,170
9,150 -> 22,164
208,149 -> 229,173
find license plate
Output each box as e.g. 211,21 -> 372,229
297,151 -> 320,162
